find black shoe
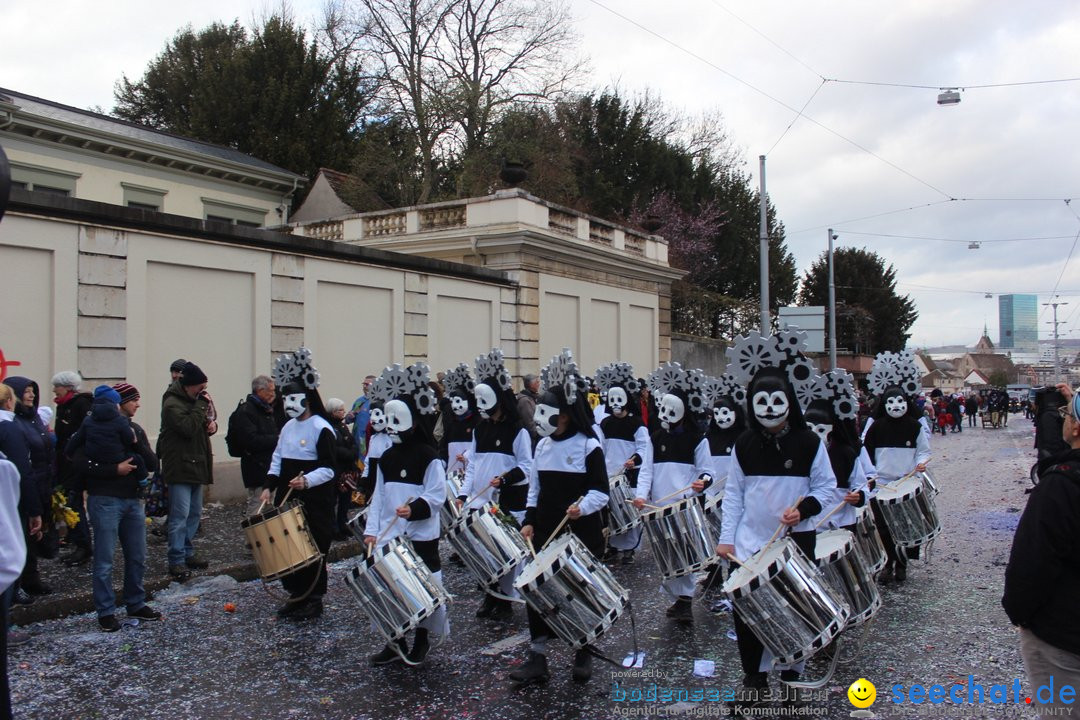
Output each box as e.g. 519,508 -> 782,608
168,565 -> 192,582
276,600 -> 304,618
22,579 -> 52,596
408,629 -> 430,664
665,597 -> 693,622
878,564 -> 894,584
127,605 -> 162,621
601,547 -> 618,563
12,588 -> 34,605
489,598 -> 514,622
64,546 -> 91,566
572,647 -> 593,682
894,563 -> 907,582
288,598 -> 323,621
621,550 -> 635,565
508,651 -> 549,683
371,640 -> 408,666
450,552 -> 465,566
184,556 -> 209,570
99,615 -> 121,633
475,594 -> 497,618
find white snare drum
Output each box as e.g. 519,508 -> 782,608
607,474 -> 641,536
514,532 -> 629,649
703,494 -> 723,545
723,538 -> 850,665
874,476 -> 942,549
441,471 -> 465,533
344,535 -> 450,643
640,496 -> 717,579
814,530 -> 881,627
446,504 -> 529,588
918,469 -> 939,496
345,506 -> 368,542
241,501 -> 321,581
852,506 -> 887,574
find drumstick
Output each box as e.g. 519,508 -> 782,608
624,499 -> 662,511
526,535 -> 537,559
652,483 -> 695,506
372,496 -> 415,549
540,495 -> 585,553
724,552 -> 744,568
461,483 -> 494,508
813,499 -> 850,530
760,495 -> 804,559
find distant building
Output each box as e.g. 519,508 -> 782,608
998,294 -> 1038,351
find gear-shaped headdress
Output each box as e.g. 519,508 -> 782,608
541,348 -> 589,403
594,362 -> 640,395
725,330 -> 816,405
867,350 -> 920,398
442,363 -> 475,397
702,373 -> 746,408
647,361 -> 710,415
474,348 -> 512,392
374,362 -> 438,415
272,347 -> 321,390
804,369 -> 858,420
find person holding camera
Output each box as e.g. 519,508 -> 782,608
159,362 -> 215,581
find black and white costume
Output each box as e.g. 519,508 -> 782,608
594,363 -> 649,557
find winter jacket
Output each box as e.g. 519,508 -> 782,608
2,377 -> 52,518
69,397 -> 137,465
159,380 -> 214,485
75,421 -> 158,499
1003,448 -> 1080,655
0,412 -> 35,517
228,394 -> 281,489
54,390 -> 92,486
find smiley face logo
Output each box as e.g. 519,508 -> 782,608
848,678 -> 876,708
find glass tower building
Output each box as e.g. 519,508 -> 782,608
998,294 -> 1038,350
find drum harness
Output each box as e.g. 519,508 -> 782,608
250,482 -> 325,604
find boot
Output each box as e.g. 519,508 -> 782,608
489,598 -> 514,622
894,561 -> 907,582
572,647 -> 593,682
288,598 -> 323,621
665,597 -> 693,622
63,546 -> 91,566
878,562 -> 894,584
508,651 -> 549,684
371,639 -> 409,666
408,628 -> 430,664
475,593 -> 497,618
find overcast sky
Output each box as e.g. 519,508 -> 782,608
4,0 -> 1079,349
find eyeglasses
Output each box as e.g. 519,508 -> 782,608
1059,406 -> 1074,421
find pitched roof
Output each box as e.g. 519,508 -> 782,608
0,87 -> 304,184
316,168 -> 389,212
964,353 -> 1016,373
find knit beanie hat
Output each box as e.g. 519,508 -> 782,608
180,362 -> 208,386
170,358 -> 188,373
112,382 -> 140,404
93,385 -> 122,405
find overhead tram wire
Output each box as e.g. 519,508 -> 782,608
766,80 -> 826,155
824,77 -> 1080,90
839,230 -> 1077,244
787,200 -> 955,236
706,0 -> 825,80
1039,200 -> 1080,322
583,0 -> 954,201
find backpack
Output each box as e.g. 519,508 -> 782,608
224,400 -> 246,458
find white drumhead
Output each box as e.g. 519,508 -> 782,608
515,532 -> 574,587
721,539 -> 790,595
877,476 -> 921,503
814,529 -> 853,563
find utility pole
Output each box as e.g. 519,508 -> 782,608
828,229 -> 837,370
1044,299 -> 1068,383
758,155 -> 770,334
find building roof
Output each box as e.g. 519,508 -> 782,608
964,353 -> 1016,374
0,88 -> 304,190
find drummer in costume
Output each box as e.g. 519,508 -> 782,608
715,331 -> 836,692
363,362 -> 449,665
634,362 -> 714,623
459,348 -> 533,620
511,349 -> 609,684
863,385 -> 930,583
358,385 -> 391,501
594,363 -> 650,565
258,348 -> 338,621
803,370 -> 869,534
439,364 -> 478,477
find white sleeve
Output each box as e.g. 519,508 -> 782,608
634,426 -> 651,465
694,437 -> 712,487
718,448 -> 746,546
510,428 -> 533,485
269,427 -> 285,477
461,436 -> 478,498
526,439 -> 543,509
635,433 -> 654,500
808,441 -> 838,514
418,458 -> 447,518
300,424 -> 336,488
577,441 -> 608,516
0,459 -> 26,594
363,465 -> 386,539
915,425 -> 932,466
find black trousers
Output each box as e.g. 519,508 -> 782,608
276,483 -> 335,599
732,530 -> 816,677
870,499 -> 907,569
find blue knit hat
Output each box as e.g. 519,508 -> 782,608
93,385 -> 122,404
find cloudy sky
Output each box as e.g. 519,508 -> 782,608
4,0 -> 1079,349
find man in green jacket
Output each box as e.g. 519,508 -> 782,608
159,362 -> 215,581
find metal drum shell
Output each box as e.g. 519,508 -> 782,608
514,533 -> 629,649
344,535 -> 450,643
874,477 -> 942,549
814,530 -> 881,628
722,537 -> 850,665
446,505 -> 529,588
607,474 -> 642,536
852,506 -> 887,574
640,496 -> 718,579
345,506 -> 369,542
241,501 -> 321,582
441,471 -> 465,533
703,494 -> 723,545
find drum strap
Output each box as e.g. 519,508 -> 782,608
584,599 -> 642,670
258,560 -> 324,604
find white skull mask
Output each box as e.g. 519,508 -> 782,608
752,390 -> 790,429
370,406 -> 387,433
384,399 -> 413,443
885,395 -> 908,419
607,387 -> 628,414
474,383 -> 497,418
658,394 -> 685,430
534,403 -> 560,437
809,422 -> 832,443
713,406 -> 736,430
450,394 -> 469,416
283,392 -> 307,419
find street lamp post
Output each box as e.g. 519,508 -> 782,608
828,229 -> 837,370
1044,299 -> 1069,383
758,155 -> 770,334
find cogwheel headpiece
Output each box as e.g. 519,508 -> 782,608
375,362 -> 438,415
594,362 -> 637,394
805,369 -> 858,420
474,348 -> 512,392
868,350 -> 920,397
647,361 -> 709,415
727,331 -> 819,407
442,363 -> 474,396
272,347 -> 320,390
541,348 -> 588,403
